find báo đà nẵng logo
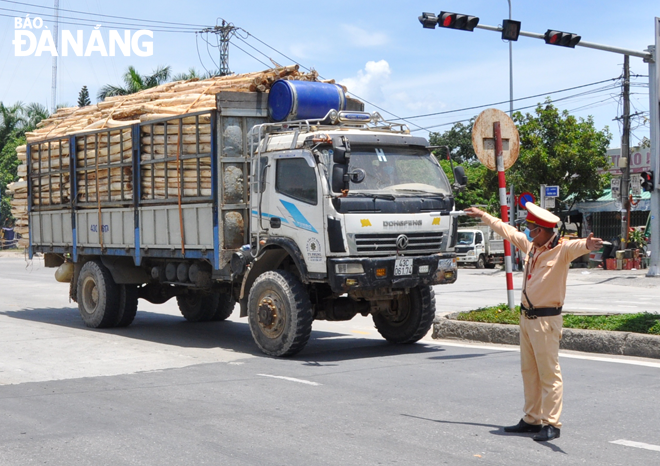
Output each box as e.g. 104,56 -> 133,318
12,15 -> 153,57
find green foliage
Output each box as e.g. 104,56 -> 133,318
429,101 -> 611,216
78,86 -> 92,107
458,305 -> 660,335
563,313 -> 660,335
429,119 -> 477,164
98,65 -> 172,101
172,67 -> 215,81
0,102 -> 49,226
457,304 -> 521,325
510,100 -> 611,205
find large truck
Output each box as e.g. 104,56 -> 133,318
455,226 -> 504,268
27,81 -> 466,356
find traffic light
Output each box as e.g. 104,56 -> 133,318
418,12 -> 438,29
544,29 -> 581,48
438,12 -> 480,32
641,171 -> 654,192
501,19 -> 521,41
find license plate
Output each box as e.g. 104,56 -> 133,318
394,258 -> 413,276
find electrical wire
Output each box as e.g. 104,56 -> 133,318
0,0 -> 210,28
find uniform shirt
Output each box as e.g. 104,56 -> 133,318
481,213 -> 590,309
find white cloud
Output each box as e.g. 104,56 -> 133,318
340,25 -> 389,47
340,60 -> 391,104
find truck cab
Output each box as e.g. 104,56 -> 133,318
242,109 -> 462,355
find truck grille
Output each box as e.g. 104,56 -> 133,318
353,232 -> 443,255
454,246 -> 472,254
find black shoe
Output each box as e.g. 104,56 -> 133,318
533,425 -> 561,442
503,419 -> 542,433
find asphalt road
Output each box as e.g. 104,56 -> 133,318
1,255 -> 660,465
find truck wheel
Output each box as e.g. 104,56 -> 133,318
247,270 -> 313,357
77,260 -> 120,328
476,255 -> 486,269
114,285 -> 139,327
211,293 -> 236,321
373,285 -> 436,344
176,292 -> 218,322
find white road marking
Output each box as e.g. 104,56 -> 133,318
257,374 -> 321,386
426,340 -> 660,369
610,439 -> 660,452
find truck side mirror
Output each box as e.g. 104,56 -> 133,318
332,165 -> 347,192
333,147 -> 350,164
453,166 -> 468,188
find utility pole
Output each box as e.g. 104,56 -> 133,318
201,20 -> 238,76
620,55 -> 631,249
50,0 -> 59,113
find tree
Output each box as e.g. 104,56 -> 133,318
78,86 -> 91,107
172,67 -> 214,82
510,100 -> 611,206
97,65 -> 172,101
430,100 -> 611,219
0,102 -> 49,227
429,119 -> 477,164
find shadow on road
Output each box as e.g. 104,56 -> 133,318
1,306 -> 455,363
401,414 -> 568,452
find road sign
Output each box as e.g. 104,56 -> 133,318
544,185 -> 559,198
545,197 -> 556,208
519,192 -> 535,208
471,108 -> 520,171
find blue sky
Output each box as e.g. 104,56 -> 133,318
0,0 -> 658,148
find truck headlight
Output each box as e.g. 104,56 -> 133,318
467,250 -> 476,256
335,263 -> 364,274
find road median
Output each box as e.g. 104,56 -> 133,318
433,313 -> 660,359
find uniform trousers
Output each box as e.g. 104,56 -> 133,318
519,313 -> 563,428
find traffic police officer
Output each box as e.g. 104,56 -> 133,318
465,202 -> 603,442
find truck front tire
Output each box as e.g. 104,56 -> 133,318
77,260 -> 120,328
247,270 -> 313,357
373,285 -> 436,344
476,255 -> 485,269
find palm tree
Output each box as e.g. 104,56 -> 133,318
97,65 -> 172,101
0,102 -> 26,148
23,103 -> 49,131
172,67 -> 215,82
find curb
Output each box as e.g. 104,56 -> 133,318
433,315 -> 660,360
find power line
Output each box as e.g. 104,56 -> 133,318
0,0 -> 210,28
0,11 -> 198,33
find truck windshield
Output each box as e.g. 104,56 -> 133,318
347,147 -> 451,196
456,232 -> 474,245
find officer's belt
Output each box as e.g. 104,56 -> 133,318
520,304 -> 562,318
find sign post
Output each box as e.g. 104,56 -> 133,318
472,108 -> 520,310
647,18 -> 660,277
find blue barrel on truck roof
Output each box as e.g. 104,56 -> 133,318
268,80 -> 346,122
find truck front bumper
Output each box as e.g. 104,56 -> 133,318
327,253 -> 457,294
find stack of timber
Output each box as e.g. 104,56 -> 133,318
7,66 -> 328,243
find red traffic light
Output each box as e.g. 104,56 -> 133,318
544,30 -> 581,48
438,11 -> 479,31
641,171 -> 654,192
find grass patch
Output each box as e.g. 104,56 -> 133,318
456,304 -> 660,335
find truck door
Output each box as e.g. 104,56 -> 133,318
262,152 -> 326,272
475,231 -> 484,254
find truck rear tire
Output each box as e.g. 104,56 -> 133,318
114,285 -> 139,327
177,292 -> 218,322
247,270 -> 313,357
373,285 -> 436,344
211,293 -> 236,321
77,260 -> 120,328
476,255 -> 485,269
